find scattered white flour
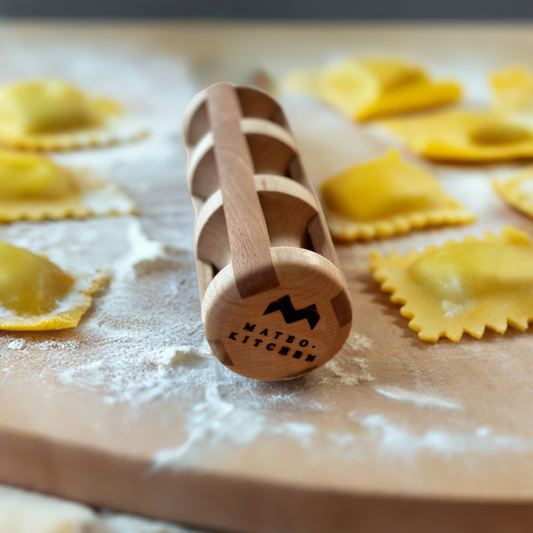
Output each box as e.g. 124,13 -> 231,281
444,276 -> 462,294
345,331 -> 372,351
323,360 -> 371,386
153,383 -> 268,469
7,339 -> 26,350
57,341 -> 210,407
152,348 -> 375,471
81,177 -> 137,216
476,427 -> 492,437
153,380 -> 321,470
355,413 -> 533,460
149,345 -> 207,368
442,299 -> 473,318
113,218 -> 166,280
374,386 -> 463,411
314,355 -> 375,386
278,422 -> 316,447
34,340 -> 80,351
327,432 -> 357,447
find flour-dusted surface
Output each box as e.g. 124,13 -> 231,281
1,21 -> 533,533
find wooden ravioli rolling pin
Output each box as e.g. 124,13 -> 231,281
182,82 -> 352,381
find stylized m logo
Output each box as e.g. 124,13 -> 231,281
263,295 -> 320,330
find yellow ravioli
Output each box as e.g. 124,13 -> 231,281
0,151 -> 135,222
288,58 -> 461,121
370,226 -> 533,342
493,167 -> 533,218
321,150 -> 474,241
0,150 -> 77,200
0,79 -> 146,151
491,65 -> 533,114
383,110 -> 533,163
0,241 -> 103,330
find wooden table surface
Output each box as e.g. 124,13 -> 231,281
2,21 -> 533,533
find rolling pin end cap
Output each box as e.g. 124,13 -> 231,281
203,248 -> 352,381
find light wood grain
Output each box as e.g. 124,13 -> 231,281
206,82 -> 280,300
185,82 -> 352,380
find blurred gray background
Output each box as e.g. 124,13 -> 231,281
1,0 -> 533,19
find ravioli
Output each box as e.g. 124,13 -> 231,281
321,150 -> 474,241
493,167 -> 533,218
491,65 -> 533,114
0,79 -> 146,150
0,486 -> 102,533
370,226 -> 533,342
288,58 -> 461,121
383,110 -> 533,163
0,151 -> 135,222
0,241 -> 103,330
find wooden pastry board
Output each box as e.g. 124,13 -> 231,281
1,21 -> 533,533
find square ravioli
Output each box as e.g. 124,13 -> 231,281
383,110 -> 533,163
321,150 -> 474,241
288,57 -> 461,121
0,150 -> 135,222
0,79 -> 147,150
370,226 -> 533,342
0,241 -> 104,330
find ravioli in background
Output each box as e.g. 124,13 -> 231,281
491,65 -> 533,114
0,150 -> 135,222
321,150 -> 474,241
0,241 -> 103,330
493,167 -> 533,218
0,79 -> 146,150
383,110 -> 533,163
370,227 -> 533,342
288,58 -> 461,121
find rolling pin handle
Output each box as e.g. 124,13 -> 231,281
206,83 -> 280,299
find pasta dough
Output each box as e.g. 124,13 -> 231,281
321,150 -> 474,241
288,58 -> 461,120
370,226 -> 533,342
0,485 -> 105,533
0,484 -> 189,533
493,167 -> 533,218
0,241 -> 103,330
491,65 -> 533,113
0,150 -> 76,200
0,79 -> 146,150
0,151 -> 135,222
383,110 -> 533,163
